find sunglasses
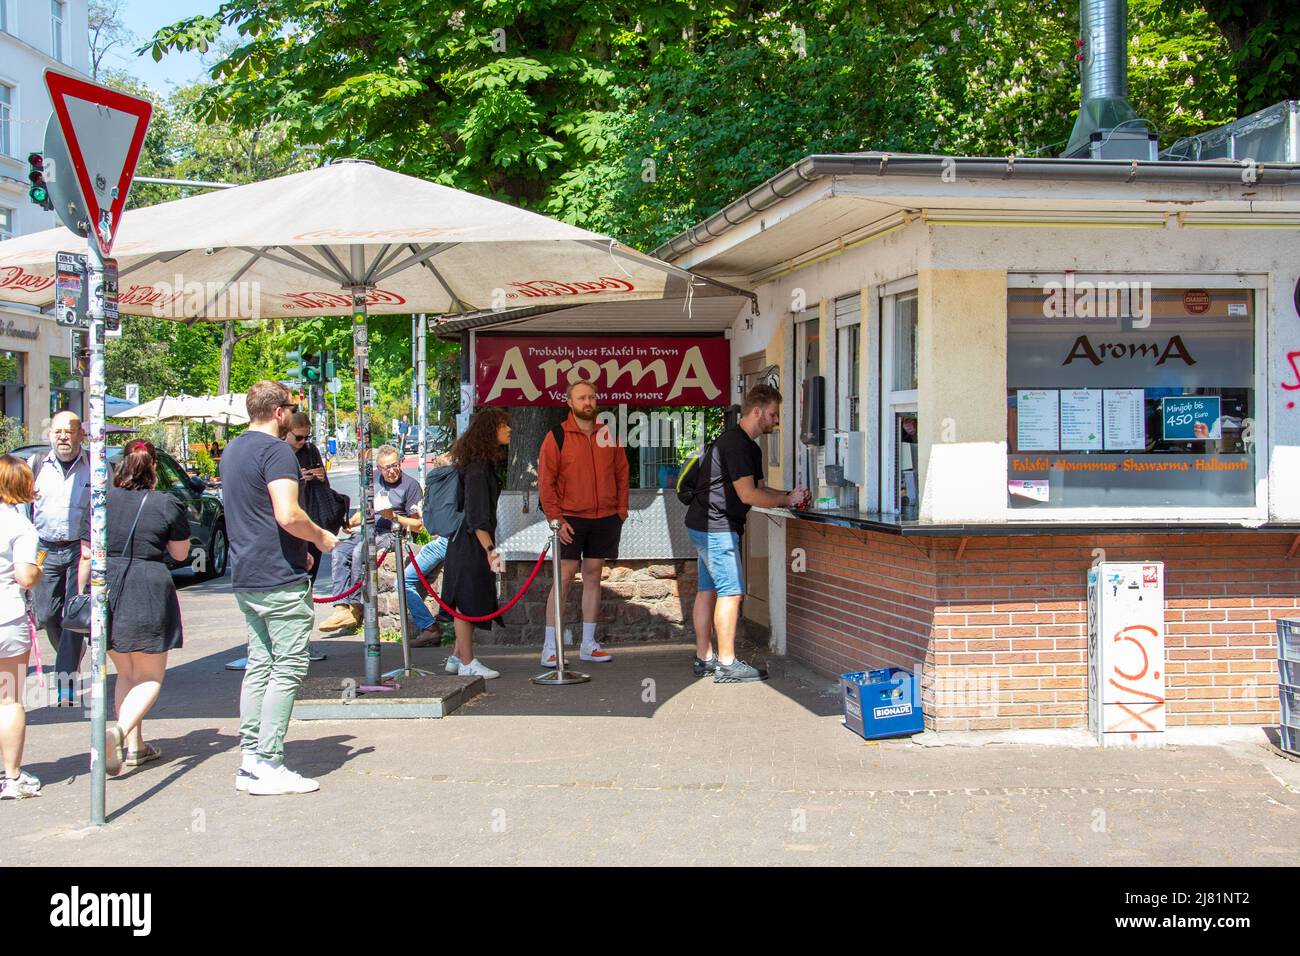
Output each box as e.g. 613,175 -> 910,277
289,432 -> 310,442
279,403 -> 300,414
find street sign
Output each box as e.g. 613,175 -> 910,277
42,115 -> 90,239
125,384 -> 139,404
44,70 -> 153,255
54,251 -> 88,328
327,378 -> 342,394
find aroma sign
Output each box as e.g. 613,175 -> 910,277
476,336 -> 730,407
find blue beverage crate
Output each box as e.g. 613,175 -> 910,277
841,668 -> 925,740
1281,660 -> 1300,687
1277,619 -> 1300,663
1281,683 -> 1300,729
1283,724 -> 1299,757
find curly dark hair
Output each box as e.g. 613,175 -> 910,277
449,408 -> 509,469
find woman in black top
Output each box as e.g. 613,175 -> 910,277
440,408 -> 510,680
103,441 -> 191,775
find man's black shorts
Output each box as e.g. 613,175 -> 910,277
559,514 -> 623,561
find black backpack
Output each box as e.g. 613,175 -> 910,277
421,464 -> 465,539
675,437 -> 721,505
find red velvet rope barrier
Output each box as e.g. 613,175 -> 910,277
407,543 -> 551,622
311,550 -> 390,604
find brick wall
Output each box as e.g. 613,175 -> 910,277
785,522 -> 1290,732
488,559 -> 697,644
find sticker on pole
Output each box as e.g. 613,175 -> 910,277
54,252 -> 88,328
43,70 -> 152,255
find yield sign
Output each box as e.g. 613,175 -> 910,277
43,70 -> 152,255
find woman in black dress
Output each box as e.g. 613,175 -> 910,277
102,441 -> 191,775
440,409 -> 510,680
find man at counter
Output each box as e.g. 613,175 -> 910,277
537,380 -> 628,666
686,384 -> 808,683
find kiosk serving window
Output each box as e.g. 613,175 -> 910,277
1006,282 -> 1256,509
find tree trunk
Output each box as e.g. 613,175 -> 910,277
506,405 -> 566,490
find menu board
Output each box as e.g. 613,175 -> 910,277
1060,389 -> 1103,451
1016,389 -> 1060,451
1103,389 -> 1145,450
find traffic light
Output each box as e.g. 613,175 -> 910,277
27,153 -> 53,211
283,349 -> 304,383
302,352 -> 323,384
325,351 -> 336,380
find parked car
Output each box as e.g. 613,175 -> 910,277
10,444 -> 228,581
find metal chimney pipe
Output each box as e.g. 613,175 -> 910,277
1079,0 -> 1128,104
1063,0 -> 1152,159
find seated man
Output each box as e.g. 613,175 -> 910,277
319,444 -> 422,633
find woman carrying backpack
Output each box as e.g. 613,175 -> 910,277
439,409 -> 510,680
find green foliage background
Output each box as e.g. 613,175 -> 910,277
99,0 -> 1297,426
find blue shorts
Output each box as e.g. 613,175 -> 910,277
688,529 -> 744,597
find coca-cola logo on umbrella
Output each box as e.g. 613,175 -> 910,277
282,289 -> 408,309
0,267 -> 56,294
504,277 -> 636,300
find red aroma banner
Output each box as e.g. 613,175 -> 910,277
476,336 -> 730,406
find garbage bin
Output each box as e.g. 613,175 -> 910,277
841,667 -> 924,740
1277,619 -> 1300,755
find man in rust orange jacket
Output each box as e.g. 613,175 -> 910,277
537,380 -> 629,666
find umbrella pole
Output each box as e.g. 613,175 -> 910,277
351,284 -> 382,686
86,240 -> 109,826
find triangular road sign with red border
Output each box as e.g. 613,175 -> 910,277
44,70 -> 152,256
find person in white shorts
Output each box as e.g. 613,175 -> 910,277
0,455 -> 46,799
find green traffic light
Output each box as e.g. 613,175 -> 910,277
29,185 -> 48,204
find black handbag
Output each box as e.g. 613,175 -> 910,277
62,495 -> 149,635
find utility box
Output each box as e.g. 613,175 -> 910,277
1087,562 -> 1166,748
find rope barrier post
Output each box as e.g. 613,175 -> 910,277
384,527 -> 436,679
531,519 -> 589,686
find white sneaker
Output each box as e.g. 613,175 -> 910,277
247,762 -> 320,796
0,769 -> 42,799
580,641 -> 612,663
541,644 -> 557,668
445,653 -> 463,674
458,658 -> 500,679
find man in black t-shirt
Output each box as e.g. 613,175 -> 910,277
220,381 -> 337,796
685,384 -> 808,683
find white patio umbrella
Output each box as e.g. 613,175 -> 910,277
0,158 -> 747,690
185,393 -> 249,426
114,393 -> 202,420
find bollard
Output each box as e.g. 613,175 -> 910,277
384,527 -> 437,679
531,519 -> 590,686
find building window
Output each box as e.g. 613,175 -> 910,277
0,350 -> 24,426
50,355 -> 82,417
0,2 -> 7,34
833,293 -> 862,507
880,286 -> 919,516
1006,281 -> 1257,510
793,311 -> 820,491
0,84 -> 12,159
51,0 -> 65,62
0,206 -> 12,242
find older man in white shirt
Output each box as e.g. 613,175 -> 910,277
30,410 -> 91,707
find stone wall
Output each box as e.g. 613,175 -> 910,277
379,555 -> 701,645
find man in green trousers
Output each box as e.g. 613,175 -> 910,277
220,380 -> 338,796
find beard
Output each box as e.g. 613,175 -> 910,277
573,406 -> 598,421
